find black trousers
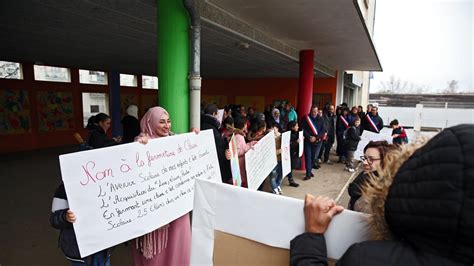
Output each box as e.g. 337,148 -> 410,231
318,136 -> 335,161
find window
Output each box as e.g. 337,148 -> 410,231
79,69 -> 108,85
34,65 -> 71,82
142,75 -> 158,89
120,74 -> 137,87
82,92 -> 109,127
0,61 -> 22,79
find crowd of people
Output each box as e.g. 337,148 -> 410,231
290,124 -> 474,265
49,100 -> 472,266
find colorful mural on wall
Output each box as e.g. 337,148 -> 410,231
37,91 -> 74,132
0,89 -> 31,135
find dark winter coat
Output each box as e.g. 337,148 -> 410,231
290,124 -> 474,266
87,125 -> 117,148
392,127 -> 408,145
323,113 -> 336,140
364,114 -> 384,133
336,115 -> 350,136
50,183 -> 112,263
290,130 -> 301,169
347,172 -> 369,211
301,115 -> 326,145
121,115 -> 140,143
200,114 -> 232,183
345,126 -> 361,151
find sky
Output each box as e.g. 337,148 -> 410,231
371,0 -> 473,93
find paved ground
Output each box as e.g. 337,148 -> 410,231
278,154 -> 356,209
0,146 -> 354,266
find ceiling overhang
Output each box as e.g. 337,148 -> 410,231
0,0 -> 380,80
206,0 -> 382,71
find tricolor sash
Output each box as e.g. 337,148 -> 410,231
366,115 -> 379,133
305,115 -> 319,136
339,115 -> 349,129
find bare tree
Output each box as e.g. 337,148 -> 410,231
378,75 -> 408,94
443,80 -> 458,94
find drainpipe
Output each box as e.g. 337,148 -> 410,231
184,0 -> 202,129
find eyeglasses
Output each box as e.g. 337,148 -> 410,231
360,156 -> 381,164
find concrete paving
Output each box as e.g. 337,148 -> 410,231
0,146 -> 353,265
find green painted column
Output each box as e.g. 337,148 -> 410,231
157,0 -> 189,133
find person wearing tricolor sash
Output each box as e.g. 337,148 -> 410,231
336,107 -> 350,163
301,106 -> 326,180
364,106 -> 384,133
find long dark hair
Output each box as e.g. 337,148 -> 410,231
94,113 -> 110,124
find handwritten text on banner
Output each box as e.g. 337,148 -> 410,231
245,132 -> 277,190
59,130 -> 221,257
281,131 -> 291,179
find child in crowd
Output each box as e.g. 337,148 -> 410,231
233,116 -> 257,188
390,119 -> 408,145
268,121 -> 284,194
345,117 -> 362,173
247,120 -> 267,142
221,116 -> 234,142
50,183 -> 112,265
286,121 -> 301,187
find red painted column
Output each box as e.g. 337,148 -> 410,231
296,50 -> 314,170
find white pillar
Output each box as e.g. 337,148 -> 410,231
335,70 -> 344,105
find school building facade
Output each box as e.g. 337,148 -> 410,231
0,0 -> 381,153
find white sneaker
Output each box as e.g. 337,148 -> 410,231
272,188 -> 279,194
277,186 -> 282,194
348,168 -> 355,173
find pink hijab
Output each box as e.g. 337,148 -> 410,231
140,106 -> 170,138
136,106 -> 171,259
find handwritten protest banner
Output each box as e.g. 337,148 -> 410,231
298,131 -> 304,157
281,131 -> 291,179
245,132 -> 277,190
59,130 -> 221,257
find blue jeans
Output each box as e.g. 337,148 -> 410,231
304,141 -> 323,176
71,251 -> 110,266
270,161 -> 283,191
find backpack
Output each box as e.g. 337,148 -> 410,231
342,126 -> 353,141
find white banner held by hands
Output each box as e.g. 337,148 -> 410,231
298,131 -> 304,158
245,132 -> 277,190
354,130 -> 393,159
59,130 -> 221,257
281,131 -> 291,179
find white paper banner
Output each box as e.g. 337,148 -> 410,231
298,131 -> 304,157
281,131 -> 291,179
217,109 -> 224,127
190,179 -> 371,265
354,129 -> 393,159
59,130 -> 222,257
245,132 -> 277,190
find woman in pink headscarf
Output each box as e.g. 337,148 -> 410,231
132,106 -> 191,266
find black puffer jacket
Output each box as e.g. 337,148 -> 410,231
200,114 -> 232,183
345,126 -> 361,151
290,124 -> 474,265
87,125 -> 117,148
